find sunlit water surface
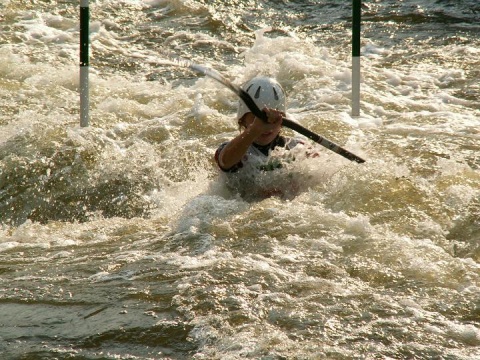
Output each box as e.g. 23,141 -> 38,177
0,0 -> 479,359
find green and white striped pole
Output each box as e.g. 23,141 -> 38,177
80,0 -> 89,127
352,0 -> 361,116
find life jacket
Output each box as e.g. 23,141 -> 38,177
214,135 -> 305,200
214,135 -> 302,173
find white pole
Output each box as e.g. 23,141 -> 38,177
352,56 -> 360,116
80,0 -> 89,127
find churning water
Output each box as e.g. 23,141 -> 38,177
0,0 -> 479,359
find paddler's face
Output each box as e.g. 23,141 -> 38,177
242,113 -> 281,146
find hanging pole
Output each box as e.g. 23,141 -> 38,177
352,0 -> 361,117
80,0 -> 89,127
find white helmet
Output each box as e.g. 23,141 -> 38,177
236,77 -> 287,120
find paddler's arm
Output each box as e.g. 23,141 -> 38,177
218,110 -> 282,170
217,121 -> 261,170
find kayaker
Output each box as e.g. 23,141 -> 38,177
214,76 -> 307,199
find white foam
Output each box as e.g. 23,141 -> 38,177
447,323 -> 480,346
0,6 -> 479,359
363,42 -> 389,57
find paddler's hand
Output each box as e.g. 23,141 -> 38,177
264,107 -> 285,125
218,108 -> 286,168
249,107 -> 284,132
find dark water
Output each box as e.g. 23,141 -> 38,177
0,0 -> 479,359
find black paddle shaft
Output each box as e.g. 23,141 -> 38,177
238,87 -> 366,164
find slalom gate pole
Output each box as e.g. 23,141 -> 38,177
80,0 -> 89,127
352,0 -> 361,117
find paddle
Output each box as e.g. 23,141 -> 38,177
187,63 -> 366,163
